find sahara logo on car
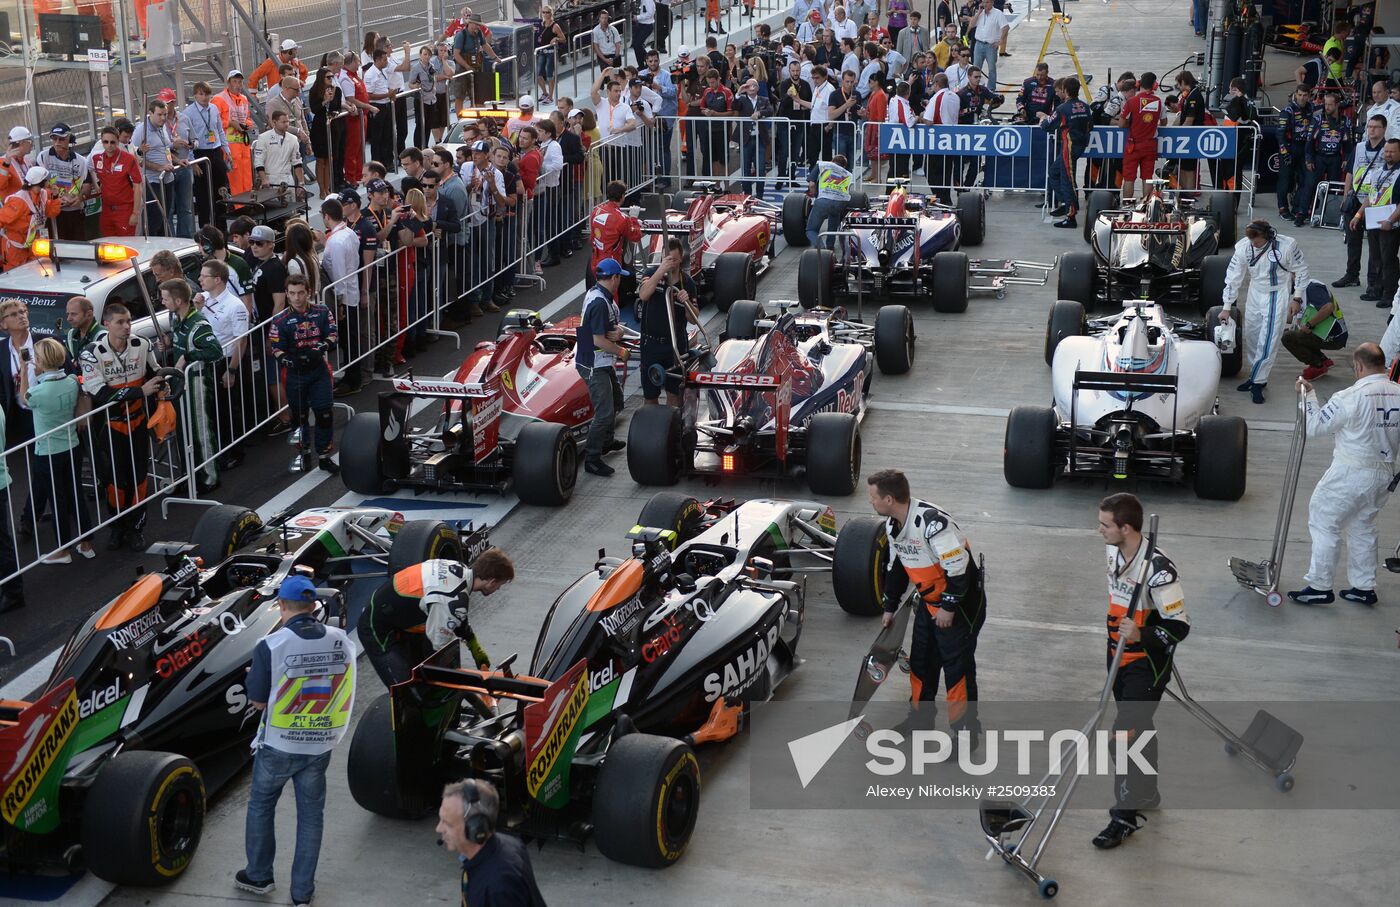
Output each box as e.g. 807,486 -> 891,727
702,623 -> 780,703
1,687 -> 79,826
156,630 -> 207,679
599,596 -> 646,636
525,662 -> 590,803
107,609 -> 166,650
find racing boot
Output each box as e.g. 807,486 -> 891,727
1091,813 -> 1145,849
1236,379 -> 1254,392
1052,216 -> 1077,229
1332,274 -> 1360,288
584,458 -> 615,477
1251,383 -> 1266,404
1340,588 -> 1379,605
1287,586 -> 1335,605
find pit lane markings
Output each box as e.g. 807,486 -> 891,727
868,400 -> 1296,432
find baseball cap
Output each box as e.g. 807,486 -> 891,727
677,45 -> 691,58
366,178 -> 391,194
470,140 -> 490,153
518,94 -> 534,108
278,574 -> 317,603
23,166 -> 48,185
629,77 -> 646,88
337,189 -> 362,207
7,126 -> 32,144
249,224 -> 277,244
280,38 -> 299,51
226,68 -> 244,80
48,123 -> 71,138
809,9 -> 821,18
567,108 -> 583,118
1304,280 -> 1331,310
595,258 -> 630,278
157,88 -> 177,103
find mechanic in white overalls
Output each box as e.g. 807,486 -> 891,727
1219,219 -> 1311,404
805,153 -> 852,249
1288,343 -> 1400,606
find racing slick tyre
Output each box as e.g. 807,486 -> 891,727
931,251 -> 969,313
798,248 -> 836,310
628,404 -> 685,486
637,492 -> 704,546
1057,251 -> 1097,309
1045,299 -> 1087,366
845,190 -> 869,215
805,412 -> 861,496
873,305 -> 915,374
347,692 -> 439,819
832,516 -> 889,616
1193,415 -> 1248,501
783,192 -> 812,247
389,520 -> 463,576
80,751 -> 206,886
957,191 -> 985,246
1199,253 -> 1231,315
1206,191 -> 1238,245
189,504 -> 263,563
593,734 -> 701,868
513,421 -> 578,506
1004,405 -> 1058,489
669,189 -> 697,212
1206,304 -> 1243,378
710,252 -> 755,313
1083,190 -> 1115,244
726,299 -> 766,340
341,412 -> 393,495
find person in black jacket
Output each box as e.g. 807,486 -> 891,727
438,780 -> 546,907
556,111 -> 585,256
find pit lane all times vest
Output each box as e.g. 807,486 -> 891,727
258,624 -> 357,755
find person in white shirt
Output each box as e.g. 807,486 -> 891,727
945,44 -> 971,91
919,72 -> 960,195
970,0 -> 1010,92
362,47 -> 395,165
792,0 -> 825,26
1366,78 -> 1400,142
796,11 -> 822,45
840,40 -> 860,77
253,110 -> 305,189
830,5 -> 858,42
592,9 -> 624,69
591,71 -> 641,187
857,44 -> 883,99
885,80 -> 916,179
634,0 -> 657,68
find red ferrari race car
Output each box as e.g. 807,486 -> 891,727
631,182 -> 783,312
340,311 -> 626,507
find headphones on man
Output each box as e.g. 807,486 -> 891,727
1246,218 -> 1275,241
461,781 -> 496,845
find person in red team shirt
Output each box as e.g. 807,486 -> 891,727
90,126 -> 142,236
587,179 -> 642,306
1117,72 -> 1163,203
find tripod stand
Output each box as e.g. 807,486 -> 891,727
1033,12 -> 1089,91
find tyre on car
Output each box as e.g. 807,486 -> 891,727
1057,250 -> 1098,309
1199,253 -> 1231,315
1194,415 -> 1248,501
873,305 -> 915,374
80,751 -> 206,886
346,692 -> 440,819
512,421 -> 578,506
636,492 -> 705,547
797,247 -> 836,310
593,734 -> 701,868
957,191 -> 985,246
783,192 -> 812,246
931,250 -> 969,313
1205,304 -> 1243,378
341,412 -> 392,495
1082,190 -> 1115,244
805,412 -> 861,496
389,520 -> 463,576
832,516 -> 889,616
670,190 -> 696,212
845,191 -> 869,214
1206,191 -> 1237,245
628,404 -> 686,486
1045,299 -> 1087,366
709,251 -> 754,313
725,299 -> 766,341
1004,405 -> 1059,489
189,504 -> 263,563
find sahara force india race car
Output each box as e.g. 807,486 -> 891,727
1004,298 -> 1247,500
1058,184 -> 1236,313
346,494 -> 891,868
0,504 -> 479,885
626,299 -> 915,496
782,180 -> 984,313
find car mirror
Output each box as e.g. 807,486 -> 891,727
676,572 -> 697,593
749,557 -> 774,580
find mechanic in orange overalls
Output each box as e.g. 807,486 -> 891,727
0,166 -> 60,271
0,126 -> 35,200
249,40 -> 310,93
212,71 -> 255,196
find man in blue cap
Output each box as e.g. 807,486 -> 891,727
577,258 -> 631,476
1281,279 -> 1348,380
237,574 -> 356,907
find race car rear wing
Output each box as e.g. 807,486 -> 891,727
409,644 -> 553,702
1072,370 -> 1179,397
1108,220 -> 1189,235
390,376 -> 499,399
639,217 -> 700,235
843,213 -> 920,228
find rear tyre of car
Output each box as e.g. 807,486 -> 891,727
1206,304 -> 1243,378
347,692 -> 439,819
845,191 -> 869,214
81,751 -> 205,886
512,421 -> 578,506
1199,253 -> 1231,315
709,251 -> 754,313
593,734 -> 701,868
873,305 -> 914,374
389,520 -> 464,575
1194,415 -> 1248,501
1045,299 -> 1087,366
341,412 -> 393,495
1057,251 -> 1098,309
832,516 -> 889,616
669,190 -> 696,212
782,192 -> 812,246
1004,405 -> 1058,489
805,412 -> 861,496
726,299 -> 765,340
797,248 -> 836,310
957,191 -> 985,246
628,404 -> 685,486
1083,190 -> 1115,244
931,251 -> 969,313
1206,191 -> 1237,245
636,492 -> 704,547
189,504 -> 263,563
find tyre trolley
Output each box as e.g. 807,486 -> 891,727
1229,387 -> 1307,606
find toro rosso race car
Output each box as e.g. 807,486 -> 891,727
0,505 -> 478,885
346,494 -> 889,868
1005,298 -> 1247,500
626,300 -> 915,496
1059,183 -> 1236,313
782,181 -> 984,313
340,311 -> 624,507
633,182 -> 783,312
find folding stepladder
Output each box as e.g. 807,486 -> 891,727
1032,12 -> 1089,92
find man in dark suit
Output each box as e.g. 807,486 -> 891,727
0,300 -> 37,447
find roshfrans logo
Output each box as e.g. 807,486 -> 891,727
1,690 -> 79,824
526,668 -> 590,799
107,609 -> 165,650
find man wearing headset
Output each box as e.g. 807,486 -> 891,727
437,778 -> 546,906
1218,219 -> 1311,404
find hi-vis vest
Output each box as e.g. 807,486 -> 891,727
258,623 -> 356,755
816,163 -> 852,201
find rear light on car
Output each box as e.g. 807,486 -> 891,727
722,454 -> 736,472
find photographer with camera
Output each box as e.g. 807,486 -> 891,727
672,49 -> 701,177
270,274 -> 339,474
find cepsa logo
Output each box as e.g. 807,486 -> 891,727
156,630 -> 208,679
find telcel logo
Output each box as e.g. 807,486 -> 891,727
78,678 -> 123,719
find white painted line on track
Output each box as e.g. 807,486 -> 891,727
869,399 -> 1296,432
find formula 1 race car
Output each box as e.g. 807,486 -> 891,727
1005,299 -> 1247,500
1059,183 -> 1236,313
626,299 -> 914,496
340,310 -> 631,507
782,181 -> 983,313
633,182 -> 784,312
0,505 -> 479,885
346,494 -> 890,868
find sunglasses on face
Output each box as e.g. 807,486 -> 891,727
101,139 -> 116,145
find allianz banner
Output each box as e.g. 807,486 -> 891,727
879,124 -> 1238,160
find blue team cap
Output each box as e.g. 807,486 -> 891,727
278,575 -> 318,603
595,257 -> 630,278
1304,280 -> 1330,309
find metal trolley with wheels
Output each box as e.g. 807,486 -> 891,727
1163,665 -> 1304,793
969,256 -> 1059,298
1229,387 -> 1307,606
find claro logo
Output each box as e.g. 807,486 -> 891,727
156,630 -> 207,679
